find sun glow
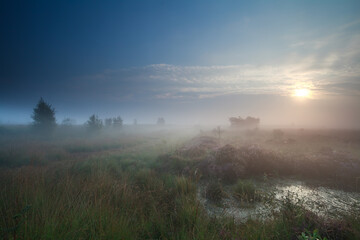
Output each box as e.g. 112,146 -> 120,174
294,88 -> 311,98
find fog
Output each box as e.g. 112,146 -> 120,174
1,1 -> 360,238
2,93 -> 359,129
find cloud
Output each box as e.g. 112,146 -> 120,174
74,61 -> 359,102
72,19 -> 360,102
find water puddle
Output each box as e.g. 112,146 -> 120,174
197,179 -> 360,222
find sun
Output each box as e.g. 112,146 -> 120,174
294,88 -> 311,98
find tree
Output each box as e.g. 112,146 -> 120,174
32,97 -> 56,132
87,114 -> 103,131
113,116 -> 123,128
157,117 -> 165,126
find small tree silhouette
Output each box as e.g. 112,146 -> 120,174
113,116 -> 123,128
157,117 -> 165,126
87,114 -> 103,131
31,97 -> 56,133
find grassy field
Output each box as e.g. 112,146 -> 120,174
0,125 -> 359,239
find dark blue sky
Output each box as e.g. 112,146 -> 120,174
1,0 -> 360,127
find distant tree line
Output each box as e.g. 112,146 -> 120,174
87,115 -> 123,131
34,98 -> 264,135
229,116 -> 260,129
104,116 -> 123,128
31,98 -> 124,134
30,98 -> 172,135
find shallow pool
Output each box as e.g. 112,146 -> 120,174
197,179 -> 360,222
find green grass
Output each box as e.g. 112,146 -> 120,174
1,127 -> 360,239
0,160 -> 211,239
233,179 -> 261,203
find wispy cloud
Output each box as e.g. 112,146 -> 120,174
73,19 -> 360,102
74,62 -> 359,101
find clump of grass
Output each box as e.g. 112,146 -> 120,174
233,179 -> 261,203
175,176 -> 196,196
205,181 -> 224,203
298,229 -> 328,240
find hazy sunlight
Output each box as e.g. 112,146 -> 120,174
294,88 -> 311,98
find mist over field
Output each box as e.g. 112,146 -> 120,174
1,1 -> 360,239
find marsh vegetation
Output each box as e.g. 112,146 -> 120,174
0,125 -> 359,239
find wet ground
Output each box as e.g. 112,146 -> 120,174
197,179 -> 360,222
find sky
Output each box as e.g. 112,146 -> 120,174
1,0 -> 360,127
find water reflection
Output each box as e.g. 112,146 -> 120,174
197,179 -> 360,222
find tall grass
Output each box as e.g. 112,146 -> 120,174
233,179 -> 261,203
1,153 -> 224,239
1,129 -> 360,239
1,159 -> 359,239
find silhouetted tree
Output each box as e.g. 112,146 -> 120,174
32,97 -> 56,133
157,117 -> 165,126
113,116 -> 123,127
87,114 -> 103,131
